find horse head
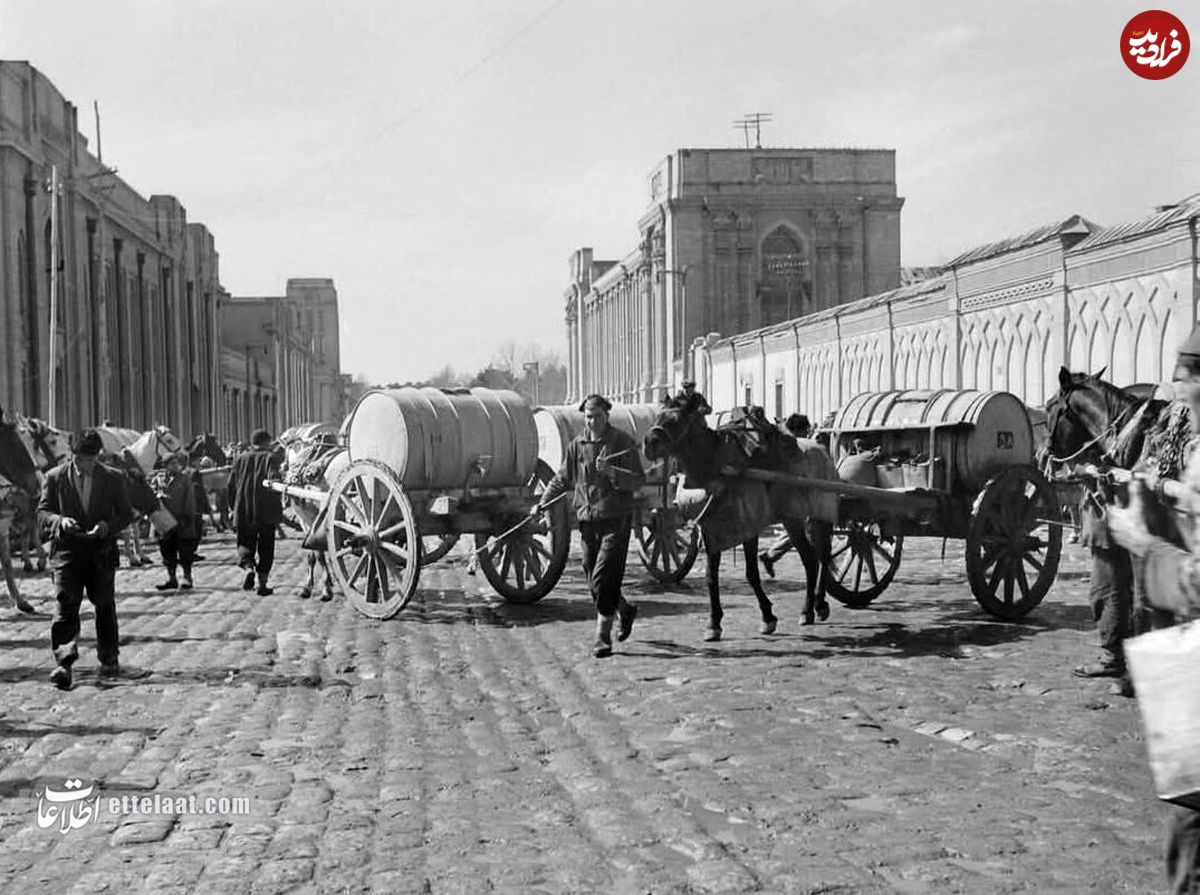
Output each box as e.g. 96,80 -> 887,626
0,417 -> 40,496
645,393 -> 720,484
1047,366 -> 1152,467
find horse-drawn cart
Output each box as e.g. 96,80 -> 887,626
534,403 -> 700,583
268,387 -> 571,619
728,389 -> 1063,621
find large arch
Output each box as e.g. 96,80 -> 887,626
759,224 -> 812,325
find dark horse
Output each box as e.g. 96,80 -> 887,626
1046,366 -> 1189,538
644,394 -> 837,641
0,410 -> 43,609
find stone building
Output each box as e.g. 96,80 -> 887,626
691,194 -> 1200,421
0,61 -> 346,441
0,61 -> 221,433
564,147 -> 904,402
218,293 -> 318,443
282,278 -> 345,423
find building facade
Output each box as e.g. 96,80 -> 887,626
0,61 -> 345,440
283,278 -> 345,423
565,148 -> 904,402
0,61 -> 221,433
218,294 -> 318,444
690,196 -> 1200,421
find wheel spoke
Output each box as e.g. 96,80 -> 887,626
837,553 -> 857,583
348,552 -> 369,587
522,538 -> 544,580
498,542 -> 513,582
1003,569 -> 1015,607
376,489 -> 398,527
1015,560 -> 1031,600
871,542 -> 894,566
1023,551 -> 1044,573
830,540 -> 852,560
333,518 -> 365,538
853,554 -> 864,592
862,544 -> 879,584
380,540 -> 411,566
986,555 -> 1007,598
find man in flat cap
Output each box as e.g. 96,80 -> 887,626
1108,322 -> 1200,894
39,428 -> 134,689
227,429 -> 283,596
535,394 -> 645,657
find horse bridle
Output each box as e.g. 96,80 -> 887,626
1047,385 -> 1143,465
647,409 -> 703,453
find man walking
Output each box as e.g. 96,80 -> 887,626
1108,323 -> 1200,894
227,429 -> 283,596
39,429 -> 134,689
759,413 -> 814,578
535,394 -> 645,658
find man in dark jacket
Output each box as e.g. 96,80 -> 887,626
39,428 -> 134,689
227,429 -> 283,596
536,394 -> 645,657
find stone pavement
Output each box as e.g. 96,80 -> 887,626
0,529 -> 1175,894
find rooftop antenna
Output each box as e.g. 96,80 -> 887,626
732,117 -> 752,148
734,112 -> 773,149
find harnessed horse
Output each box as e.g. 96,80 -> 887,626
280,433 -> 347,600
644,394 -> 837,641
0,413 -> 42,610
12,416 -> 71,572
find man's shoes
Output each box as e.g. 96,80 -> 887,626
758,552 -> 776,579
256,584 -> 274,596
155,579 -> 178,591
617,603 -> 638,642
1073,661 -> 1126,679
1110,677 -> 1136,698
594,615 -> 614,658
180,578 -> 194,590
242,570 -> 256,591
192,554 -> 206,562
99,662 -> 120,679
49,665 -> 72,690
14,598 -> 35,614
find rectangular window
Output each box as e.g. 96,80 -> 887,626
775,382 -> 784,420
744,385 -> 753,407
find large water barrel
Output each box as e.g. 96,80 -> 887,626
829,390 -> 1034,492
534,403 -> 663,481
347,387 -> 538,490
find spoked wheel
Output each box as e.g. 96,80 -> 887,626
419,533 -> 460,566
635,509 -> 699,583
475,462 -> 570,603
326,460 -> 420,619
825,520 -> 904,607
966,464 -> 1063,621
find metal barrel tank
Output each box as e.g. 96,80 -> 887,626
346,387 -> 538,490
828,389 -> 1034,492
534,403 -> 663,481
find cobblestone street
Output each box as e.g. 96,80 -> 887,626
0,530 -> 1171,894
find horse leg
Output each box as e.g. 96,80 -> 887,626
704,548 -> 723,641
783,518 -> 821,625
298,551 -> 315,599
742,537 -> 777,634
320,552 -> 335,601
0,521 -> 29,610
811,520 -> 833,622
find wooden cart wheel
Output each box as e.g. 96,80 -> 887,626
966,464 -> 1063,621
327,460 -> 420,619
474,462 -> 570,603
635,509 -> 699,583
419,533 -> 459,566
825,520 -> 904,607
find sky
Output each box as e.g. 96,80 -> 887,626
3,0 -> 1197,385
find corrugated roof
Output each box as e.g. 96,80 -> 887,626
1070,193 -> 1200,252
943,214 -> 1100,267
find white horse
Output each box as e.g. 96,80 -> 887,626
96,425 -> 186,567
280,434 -> 346,601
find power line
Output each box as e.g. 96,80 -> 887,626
366,0 -> 572,145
